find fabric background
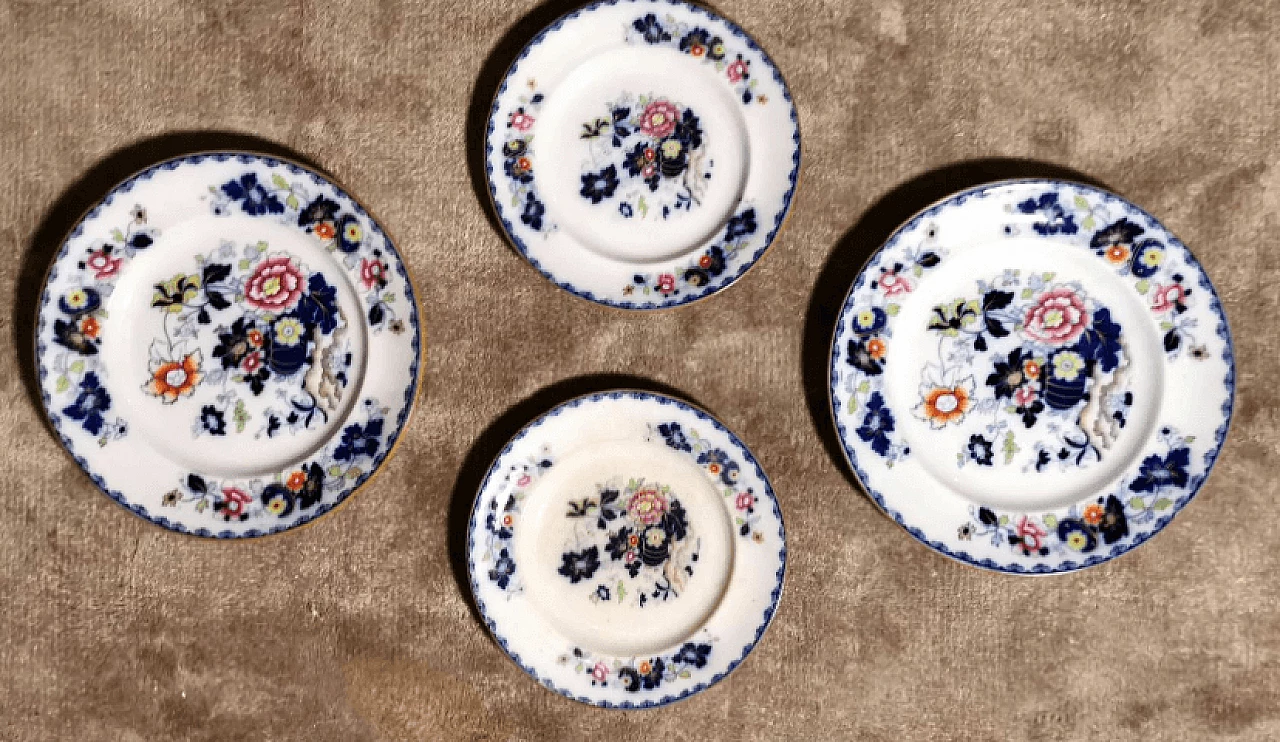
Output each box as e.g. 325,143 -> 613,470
1,0 -> 1276,739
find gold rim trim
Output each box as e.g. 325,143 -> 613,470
480,0 -> 803,314
33,149 -> 427,541
465,387 -> 787,705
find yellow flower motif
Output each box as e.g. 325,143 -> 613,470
274,317 -> 305,347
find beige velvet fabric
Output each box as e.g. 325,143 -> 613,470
1,0 -> 1277,739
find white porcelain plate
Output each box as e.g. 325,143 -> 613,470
467,391 -> 785,706
830,181 -> 1234,573
485,0 -> 800,309
36,153 -> 422,537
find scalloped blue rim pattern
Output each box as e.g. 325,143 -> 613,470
466,391 -> 787,707
484,0 -> 801,310
829,179 -> 1236,574
35,152 -> 423,539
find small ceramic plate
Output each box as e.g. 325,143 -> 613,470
36,153 -> 422,537
830,181 -> 1234,573
485,0 -> 800,309
467,391 -> 785,706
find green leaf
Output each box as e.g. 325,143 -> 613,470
886,303 -> 900,316
679,670 -> 691,679
55,376 -> 70,393
69,360 -> 85,374
1021,288 -> 1034,299
328,465 -> 342,478
857,380 -> 870,394
1129,497 -> 1146,510
233,399 -> 249,433
255,241 -> 269,253
1135,279 -> 1150,295
1160,321 -> 1174,331
846,395 -> 858,414
1002,430 -> 1019,464
617,581 -> 626,602
285,194 -> 300,210
1081,215 -> 1096,231
271,173 -> 290,189
1153,498 -> 1174,511
1073,195 -> 1090,209
111,228 -> 125,243
382,294 -> 396,304
912,265 -> 923,277
238,259 -> 251,270
1184,436 -> 1196,443
1042,514 -> 1058,529
998,515 -> 1009,526
195,499 -> 208,513
1042,272 -> 1055,281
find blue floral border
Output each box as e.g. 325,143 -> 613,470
466,390 -> 787,707
484,0 -> 801,309
35,152 -> 423,539
829,179 -> 1236,574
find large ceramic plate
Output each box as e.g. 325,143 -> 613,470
830,180 -> 1234,573
36,153 -> 422,537
485,0 -> 800,309
467,391 -> 785,706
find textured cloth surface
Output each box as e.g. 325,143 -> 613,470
1,0 -> 1277,739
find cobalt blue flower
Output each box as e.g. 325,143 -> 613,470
294,273 -> 341,334
673,108 -> 703,150
846,338 -> 883,376
127,231 -> 154,251
1130,238 -> 1166,278
1129,447 -> 1191,493
850,307 -> 888,337
724,208 -> 757,241
966,434 -> 994,466
623,142 -> 653,177
53,318 -> 98,355
334,419 -> 384,461
595,584 -> 611,601
504,156 -> 533,184
61,372 -> 111,435
698,448 -> 740,485
619,202 -> 634,218
335,214 -> 364,253
260,483 -> 295,517
856,391 -> 895,457
557,546 -> 600,583
489,548 -> 516,589
657,422 -> 691,452
1090,218 -> 1144,253
199,405 -> 226,436
678,28 -> 724,60
580,165 -> 619,204
59,287 -> 101,317
1016,193 -> 1078,236
297,196 -> 340,228
633,13 -> 671,43
220,173 -> 284,216
520,192 -> 545,231
1098,494 -> 1129,544
1057,518 -> 1098,552
673,642 -> 712,669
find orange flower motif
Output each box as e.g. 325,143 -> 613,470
286,470 -> 308,492
143,351 -> 203,404
913,364 -> 976,429
247,329 -> 264,348
1104,244 -> 1130,264
313,222 -> 336,240
1023,360 -> 1041,380
79,316 -> 101,340
1083,503 -> 1105,526
867,337 -> 886,361
638,660 -> 652,675
502,514 -> 514,527
707,462 -> 722,475
516,156 -> 531,171
628,534 -> 639,547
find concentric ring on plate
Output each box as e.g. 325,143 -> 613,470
484,0 -> 801,309
467,391 -> 785,707
36,152 -> 422,538
829,180 -> 1234,573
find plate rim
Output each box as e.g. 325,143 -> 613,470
826,177 -> 1237,574
465,389 -> 788,707
482,0 -> 803,311
34,150 -> 426,539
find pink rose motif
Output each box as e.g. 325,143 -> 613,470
244,255 -> 306,313
221,487 -> 252,518
360,258 -> 387,290
727,58 -> 749,83
1013,385 -> 1038,407
1022,287 -> 1089,346
639,100 -> 680,139
627,487 -> 669,525
735,492 -> 754,511
242,351 -> 262,373
641,163 -> 657,179
86,248 -> 122,279
1151,283 -> 1186,314
656,273 -> 677,295
879,270 -> 910,296
510,110 -> 534,131
1015,516 -> 1047,556
591,662 -> 610,683
516,474 -> 532,487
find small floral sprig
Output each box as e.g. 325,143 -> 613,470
623,208 -> 758,299
627,14 -> 765,105
500,81 -> 553,235
482,445 -> 555,594
560,639 -> 714,693
652,421 -> 767,542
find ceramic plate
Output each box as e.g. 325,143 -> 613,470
830,181 -> 1234,573
484,0 -> 800,309
36,153 -> 422,537
467,391 -> 785,706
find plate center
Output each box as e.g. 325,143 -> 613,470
530,46 -> 749,263
514,440 -> 734,657
101,214 -> 368,478
885,239 -> 1164,510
